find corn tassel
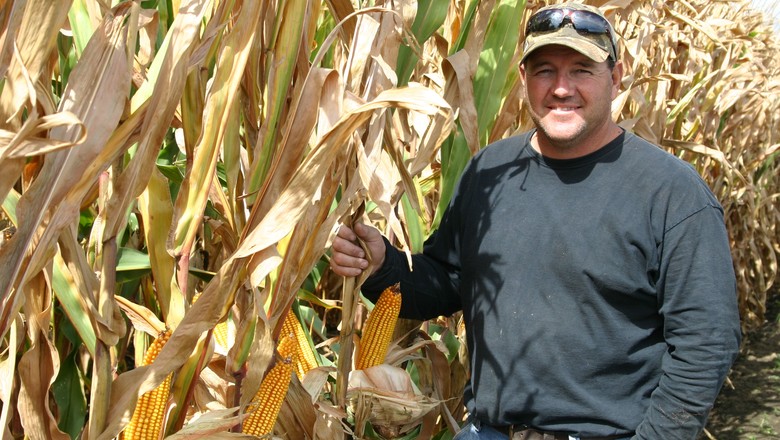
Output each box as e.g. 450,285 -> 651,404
355,283 -> 402,370
241,336 -> 296,437
123,329 -> 173,440
281,309 -> 318,380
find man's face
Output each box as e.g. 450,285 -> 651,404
521,45 -> 622,158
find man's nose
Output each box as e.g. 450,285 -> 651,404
552,73 -> 574,97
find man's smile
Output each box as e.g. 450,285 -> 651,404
547,105 -> 580,114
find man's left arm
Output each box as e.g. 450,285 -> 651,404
634,204 -> 742,439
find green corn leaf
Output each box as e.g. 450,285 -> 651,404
52,350 -> 88,439
451,0 -> 480,54
56,33 -> 77,96
435,0 -> 525,227
433,130 -> 470,229
245,0 -> 309,201
67,0 -> 94,57
52,255 -> 98,356
474,0 -> 525,145
188,267 -> 216,282
401,191 -> 425,253
116,247 -> 152,283
396,0 -> 449,86
156,163 -> 185,186
1,189 -> 19,224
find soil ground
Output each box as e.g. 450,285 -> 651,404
703,293 -> 780,439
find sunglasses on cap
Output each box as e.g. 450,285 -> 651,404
526,8 -> 618,61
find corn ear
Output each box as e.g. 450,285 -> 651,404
122,329 -> 173,440
193,292 -> 230,349
212,321 -> 230,349
281,309 -> 318,380
355,283 -> 402,370
241,335 -> 296,437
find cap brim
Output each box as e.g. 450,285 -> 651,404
521,23 -> 613,65
521,34 -> 610,64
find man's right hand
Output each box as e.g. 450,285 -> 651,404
330,223 -> 386,278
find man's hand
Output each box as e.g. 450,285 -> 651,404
330,223 -> 386,277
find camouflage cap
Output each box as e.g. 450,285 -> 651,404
520,3 -> 618,64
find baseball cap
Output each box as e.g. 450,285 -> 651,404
520,4 -> 618,64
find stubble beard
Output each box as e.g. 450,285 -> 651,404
531,113 -> 589,152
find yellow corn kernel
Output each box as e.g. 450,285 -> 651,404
123,329 -> 173,440
212,321 -> 230,348
276,333 -> 297,361
355,283 -> 402,370
281,309 -> 318,380
241,336 -> 296,437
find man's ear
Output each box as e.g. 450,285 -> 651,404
520,63 -> 527,84
611,60 -> 624,99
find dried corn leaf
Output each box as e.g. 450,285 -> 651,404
164,408 -> 252,439
104,0 -> 211,239
0,2 -> 132,339
0,111 -> 85,160
18,273 -> 69,440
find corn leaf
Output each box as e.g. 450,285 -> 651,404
52,253 -> 98,355
396,0 -> 449,86
171,0 -> 262,255
51,350 -> 88,439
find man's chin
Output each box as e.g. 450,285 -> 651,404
538,128 -> 581,147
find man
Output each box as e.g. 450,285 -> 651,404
330,3 -> 741,439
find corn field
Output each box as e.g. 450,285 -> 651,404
0,0 -> 778,438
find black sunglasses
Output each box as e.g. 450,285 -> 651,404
526,8 -> 617,60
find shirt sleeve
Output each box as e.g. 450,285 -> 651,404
360,233 -> 463,320
634,204 -> 742,439
360,157 -> 478,320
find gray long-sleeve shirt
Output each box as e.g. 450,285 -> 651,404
361,130 -> 741,439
